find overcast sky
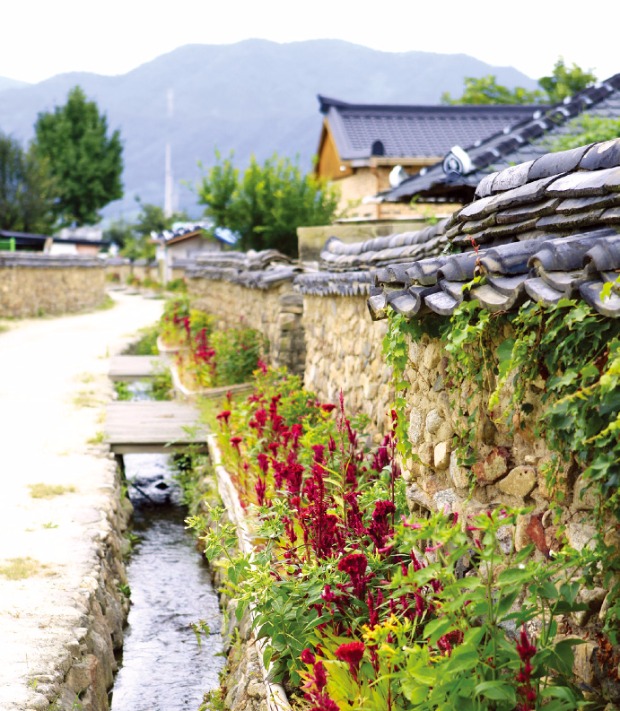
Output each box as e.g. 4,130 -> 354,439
2,1 -> 618,85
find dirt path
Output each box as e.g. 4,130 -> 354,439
0,291 -> 163,710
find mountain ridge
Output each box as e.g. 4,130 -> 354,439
0,39 -> 539,219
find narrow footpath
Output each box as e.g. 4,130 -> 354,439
0,291 -> 163,711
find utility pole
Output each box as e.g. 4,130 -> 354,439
164,88 -> 174,218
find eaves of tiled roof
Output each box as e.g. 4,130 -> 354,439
185,249 -> 300,290
294,221 -> 448,297
318,95 -> 543,162
369,139 -> 620,319
381,73 -> 620,203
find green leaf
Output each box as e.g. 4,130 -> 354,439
497,338 -> 516,378
446,648 -> 481,674
475,680 -> 517,704
423,616 -> 455,644
540,685 -> 578,703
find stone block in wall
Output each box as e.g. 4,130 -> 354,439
472,447 -> 510,484
279,293 -> 303,313
497,466 -> 537,498
449,451 -> 470,490
433,441 -> 451,470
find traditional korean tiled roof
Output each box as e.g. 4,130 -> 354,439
380,73 -> 620,203
318,95 -> 543,162
185,249 -> 301,289
367,139 -> 620,320
294,221 -> 448,296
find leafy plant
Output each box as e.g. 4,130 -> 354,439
197,150 -> 338,256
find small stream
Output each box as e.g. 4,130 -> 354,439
110,383 -> 224,711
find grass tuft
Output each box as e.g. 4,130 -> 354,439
28,483 -> 76,499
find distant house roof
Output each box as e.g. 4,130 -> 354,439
155,222 -> 238,247
0,229 -> 109,250
380,73 -> 620,204
317,95 -> 545,165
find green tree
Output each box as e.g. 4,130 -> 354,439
34,86 -> 123,227
0,133 -> 57,233
197,152 -> 338,256
442,58 -> 597,106
539,58 -> 596,104
441,75 -> 544,105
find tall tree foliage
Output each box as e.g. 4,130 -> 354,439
0,133 -> 56,233
34,86 -> 123,226
442,57 -> 596,106
441,75 -> 544,105
539,58 -> 596,104
198,152 -> 338,256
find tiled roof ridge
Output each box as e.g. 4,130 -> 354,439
193,248 -> 294,271
470,137 -> 620,200
186,262 -> 302,290
319,219 -> 450,271
367,138 -> 620,320
294,270 -> 373,297
465,74 -> 620,177
318,94 -> 544,116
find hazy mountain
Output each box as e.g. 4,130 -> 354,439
0,39 -> 538,220
0,76 -> 29,92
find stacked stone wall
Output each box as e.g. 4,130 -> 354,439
302,294 -> 393,437
188,278 -> 305,376
398,330 -> 598,539
0,255 -> 107,318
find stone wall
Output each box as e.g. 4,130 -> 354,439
302,294 -> 393,437
26,463 -> 131,711
0,254 -> 107,318
188,278 -> 306,377
398,330 -> 597,540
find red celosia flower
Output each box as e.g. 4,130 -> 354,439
256,359 -> 268,374
229,436 -> 242,454
312,661 -> 327,691
310,698 -> 339,711
255,476 -> 266,506
338,552 -> 367,577
335,641 -> 365,665
516,627 -> 537,711
256,452 -> 269,474
368,500 -> 396,550
216,410 -> 231,427
321,403 -> 337,412
312,444 -> 325,463
335,641 -> 365,680
300,648 -> 316,665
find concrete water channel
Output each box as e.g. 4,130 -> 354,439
108,379 -> 224,710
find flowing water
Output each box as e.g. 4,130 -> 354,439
110,382 -> 224,711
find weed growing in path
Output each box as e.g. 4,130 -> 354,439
28,483 -> 76,499
86,431 -> 105,445
0,557 -> 44,580
73,389 -> 103,408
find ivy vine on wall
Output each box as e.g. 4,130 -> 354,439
383,296 -> 620,641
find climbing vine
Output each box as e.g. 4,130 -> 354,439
385,294 -> 620,641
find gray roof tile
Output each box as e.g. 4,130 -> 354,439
580,139 -> 620,170
528,144 -> 592,181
